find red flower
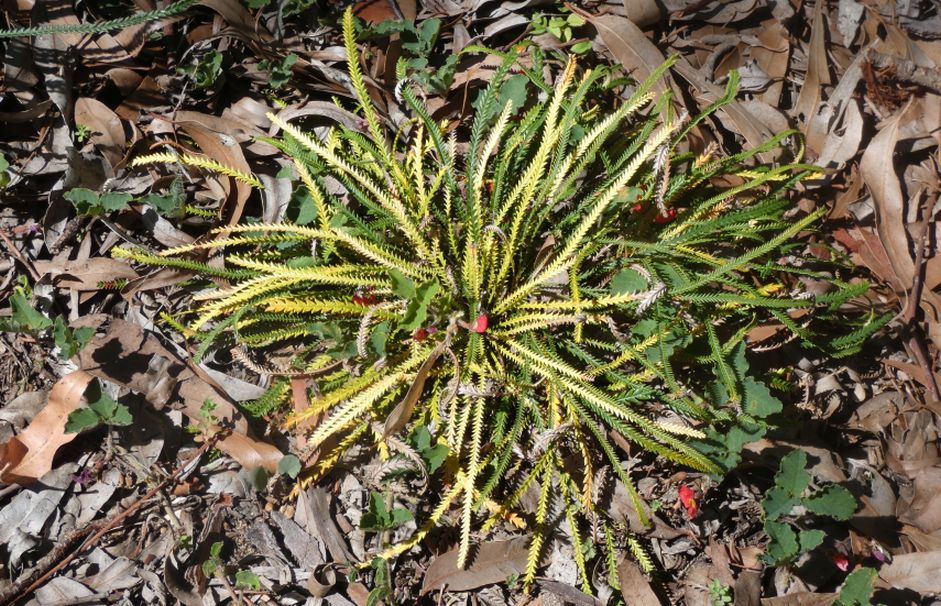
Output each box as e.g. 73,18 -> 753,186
653,208 -> 677,224
473,314 -> 488,333
678,484 -> 698,517
413,327 -> 428,341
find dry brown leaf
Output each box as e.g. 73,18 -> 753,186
753,19 -> 790,105
0,370 -> 95,484
620,0 -> 663,29
617,558 -> 661,606
574,8 -> 672,97
421,537 -> 530,594
816,98 -> 864,169
794,0 -> 832,125
670,60 -> 777,161
760,593 -> 839,606
382,342 -> 446,438
877,550 -> 941,592
860,110 -> 914,289
733,570 -> 762,606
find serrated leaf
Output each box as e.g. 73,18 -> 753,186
798,529 -> 825,553
763,486 -> 799,521
277,454 -> 302,478
803,485 -> 857,521
64,407 -> 101,434
837,567 -> 876,606
774,449 -> 810,496
763,520 -> 799,564
742,377 -> 782,418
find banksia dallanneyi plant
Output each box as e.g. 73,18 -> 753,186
115,7 -> 884,589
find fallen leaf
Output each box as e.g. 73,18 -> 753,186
860,109 -> 914,290
33,257 -> 139,291
760,593 -> 839,606
421,537 -> 530,594
617,558 -> 661,606
0,370 -> 95,484
574,8 -> 672,97
74,97 -> 127,167
877,550 -> 941,593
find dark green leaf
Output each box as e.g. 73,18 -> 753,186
8,293 -> 52,331
64,408 -> 100,434
401,280 -> 439,331
389,269 -> 416,299
837,567 -> 876,606
798,529 -> 825,553
774,449 -> 810,497
742,377 -> 782,418
803,485 -> 857,521
390,507 -> 413,526
371,321 -> 390,356
64,188 -> 102,215
98,193 -> 133,212
763,520 -> 799,564
763,486 -> 799,521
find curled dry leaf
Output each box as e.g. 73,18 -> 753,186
421,537 -> 530,594
0,370 -> 95,484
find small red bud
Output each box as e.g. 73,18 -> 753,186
631,203 -> 644,213
413,327 -> 428,341
473,314 -> 488,333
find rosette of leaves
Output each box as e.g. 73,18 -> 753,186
114,7 -> 883,589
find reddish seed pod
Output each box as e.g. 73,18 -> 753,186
473,314 -> 488,333
413,327 -> 428,341
631,203 -> 644,213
